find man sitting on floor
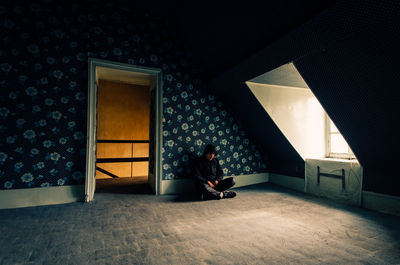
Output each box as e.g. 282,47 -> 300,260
192,144 -> 236,200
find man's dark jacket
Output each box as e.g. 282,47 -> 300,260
192,155 -> 223,184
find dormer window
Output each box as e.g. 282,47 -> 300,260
326,116 -> 355,159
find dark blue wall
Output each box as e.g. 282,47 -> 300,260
293,2 -> 400,196
0,1 -> 268,189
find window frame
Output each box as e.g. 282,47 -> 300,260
325,114 -> 355,159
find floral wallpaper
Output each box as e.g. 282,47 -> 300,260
0,1 -> 267,190
161,88 -> 267,180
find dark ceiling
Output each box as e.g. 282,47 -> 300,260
121,0 -> 339,79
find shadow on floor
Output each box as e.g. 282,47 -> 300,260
170,192 -> 200,202
169,182 -> 291,203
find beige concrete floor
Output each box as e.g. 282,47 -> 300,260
0,183 -> 399,264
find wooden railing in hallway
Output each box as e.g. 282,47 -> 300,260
96,139 -> 150,178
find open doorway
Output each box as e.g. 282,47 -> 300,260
95,78 -> 150,193
85,59 -> 163,202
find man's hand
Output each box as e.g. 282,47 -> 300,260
207,180 -> 219,187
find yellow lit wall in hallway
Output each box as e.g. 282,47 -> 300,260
96,79 -> 150,179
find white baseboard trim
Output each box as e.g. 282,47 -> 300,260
268,174 -> 400,216
233,173 -> 269,188
161,178 -> 196,195
269,173 -> 305,193
0,185 -> 85,210
362,191 -> 400,216
161,173 -> 269,195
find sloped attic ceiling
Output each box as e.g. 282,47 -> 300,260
250,63 -> 309,89
204,0 -> 400,196
293,33 -> 400,196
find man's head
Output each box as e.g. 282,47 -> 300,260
203,144 -> 217,161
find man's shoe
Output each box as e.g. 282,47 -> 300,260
223,191 -> 236,198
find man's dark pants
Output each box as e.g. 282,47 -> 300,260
195,177 -> 236,200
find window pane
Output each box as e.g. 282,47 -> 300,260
330,133 -> 348,153
330,120 -> 339,133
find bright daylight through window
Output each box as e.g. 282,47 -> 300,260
326,116 -> 355,159
246,62 -> 357,161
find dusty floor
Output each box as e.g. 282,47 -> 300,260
0,183 -> 399,265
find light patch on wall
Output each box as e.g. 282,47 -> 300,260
246,62 -> 355,160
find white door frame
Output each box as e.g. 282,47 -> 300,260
85,58 -> 163,201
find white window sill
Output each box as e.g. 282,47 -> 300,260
305,157 -> 359,164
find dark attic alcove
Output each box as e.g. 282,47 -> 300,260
203,0 -> 400,197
